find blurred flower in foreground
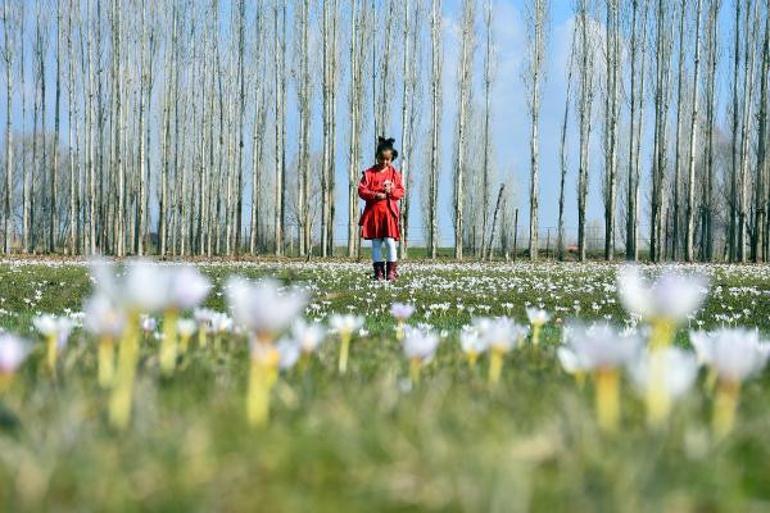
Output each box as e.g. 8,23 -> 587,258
193,308 -> 215,348
226,277 -> 307,341
290,319 -> 326,372
563,323 -> 641,432
391,303 -> 415,341
459,326 -> 487,368
526,307 -> 551,346
628,347 -> 698,428
402,326 -> 439,384
701,329 -> 770,438
32,314 -> 73,377
84,295 -> 126,388
177,319 -> 197,354
476,317 -> 526,385
225,277 -> 308,427
329,314 -> 364,374
617,266 -> 708,349
159,267 -> 212,376
0,335 -> 29,392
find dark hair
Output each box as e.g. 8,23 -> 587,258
376,136 -> 399,161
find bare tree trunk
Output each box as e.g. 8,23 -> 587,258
454,0 -> 474,260
3,0 -> 12,254
67,0 -> 77,254
478,0 -> 492,259
728,0 -> 741,261
576,0 -> 593,262
651,0 -> 673,262
701,0 -> 719,261
738,0 -> 760,262
486,184 -> 505,261
671,0 -> 687,261
429,0 -> 441,259
603,0 -> 619,261
558,23 -> 577,262
685,0 -> 703,261
524,0 -> 547,261
399,0 -> 413,260
274,0 -> 286,256
754,0 -> 770,262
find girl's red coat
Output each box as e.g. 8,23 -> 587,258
358,165 -> 405,240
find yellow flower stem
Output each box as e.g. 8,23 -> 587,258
713,379 -> 740,439
159,309 -> 179,376
109,311 -> 140,429
703,367 -> 718,395
649,319 -> 676,350
46,334 -> 58,377
300,352 -> 311,374
0,372 -> 13,394
409,358 -> 421,385
197,328 -> 207,348
488,349 -> 504,385
213,334 -> 222,352
179,335 -> 191,354
531,324 -> 542,347
645,351 -> 671,429
595,368 -> 620,433
574,371 -> 586,388
247,342 -> 279,427
98,336 -> 115,388
338,331 -> 352,374
466,351 -> 478,369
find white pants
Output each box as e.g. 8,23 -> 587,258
371,238 -> 397,263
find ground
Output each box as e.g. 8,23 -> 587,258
0,259 -> 769,512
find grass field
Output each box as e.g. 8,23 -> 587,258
0,259 -> 769,512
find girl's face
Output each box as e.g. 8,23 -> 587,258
377,150 -> 393,168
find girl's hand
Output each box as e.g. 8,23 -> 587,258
375,192 -> 387,200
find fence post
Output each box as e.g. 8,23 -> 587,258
512,208 -> 519,262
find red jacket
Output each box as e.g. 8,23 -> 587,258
358,165 -> 405,240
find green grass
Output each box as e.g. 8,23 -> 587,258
0,260 -> 769,512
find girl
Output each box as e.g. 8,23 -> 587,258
358,137 -> 405,282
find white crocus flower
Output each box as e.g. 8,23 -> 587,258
479,317 -> 527,385
526,307 -> 550,346
0,335 -> 29,391
705,328 -> 770,437
124,260 -> 171,313
391,302 -> 416,341
459,326 -> 487,367
628,347 -> 698,427
0,335 -> 28,374
276,337 -> 301,371
707,328 -> 769,383
403,326 -> 440,384
617,266 -> 708,348
290,319 -> 326,355
225,277 -> 307,341
33,314 -> 73,376
177,318 -> 197,354
84,294 -> 126,338
169,267 -> 212,310
390,302 -> 416,322
329,314 -> 364,374
403,325 -> 440,362
563,322 -> 642,432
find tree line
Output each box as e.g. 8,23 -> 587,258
0,0 -> 768,262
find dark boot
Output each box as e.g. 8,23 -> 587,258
373,261 -> 386,281
386,261 -> 398,282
